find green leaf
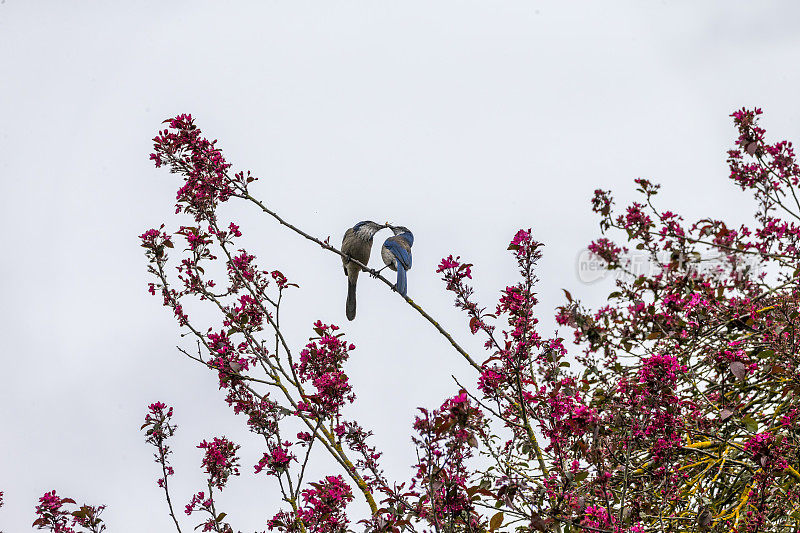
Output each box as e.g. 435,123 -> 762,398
742,415 -> 758,433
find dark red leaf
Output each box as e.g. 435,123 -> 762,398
730,361 -> 747,381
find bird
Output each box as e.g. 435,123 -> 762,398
380,225 -> 413,297
341,221 -> 387,320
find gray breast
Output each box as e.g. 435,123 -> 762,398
381,246 -> 397,270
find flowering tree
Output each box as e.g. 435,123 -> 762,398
28,108 -> 800,532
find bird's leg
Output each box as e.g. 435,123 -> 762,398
369,265 -> 390,278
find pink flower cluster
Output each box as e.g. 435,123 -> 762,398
295,322 -> 356,416
33,491 -> 106,533
637,353 -> 686,390
297,476 -> 355,533
150,114 -> 250,222
206,330 -> 255,387
33,491 -> 77,533
409,392 -> 483,529
225,388 -> 283,437
436,254 -> 497,342
184,491 -> 217,531
255,444 -> 296,476
588,237 -> 623,265
197,436 -> 241,490
268,476 -> 354,533
744,432 -> 789,471
141,401 -> 178,488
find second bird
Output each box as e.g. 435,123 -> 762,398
381,225 -> 414,297
342,220 -> 385,321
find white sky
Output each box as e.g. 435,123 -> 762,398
2,2 -> 800,531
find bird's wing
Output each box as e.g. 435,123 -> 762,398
384,238 -> 412,269
341,228 -> 355,272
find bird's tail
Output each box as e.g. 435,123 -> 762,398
395,263 -> 407,297
346,273 -> 358,321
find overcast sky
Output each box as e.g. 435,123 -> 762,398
3,2 -> 800,531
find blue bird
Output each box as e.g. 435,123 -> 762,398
341,221 -> 387,320
380,225 -> 413,297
